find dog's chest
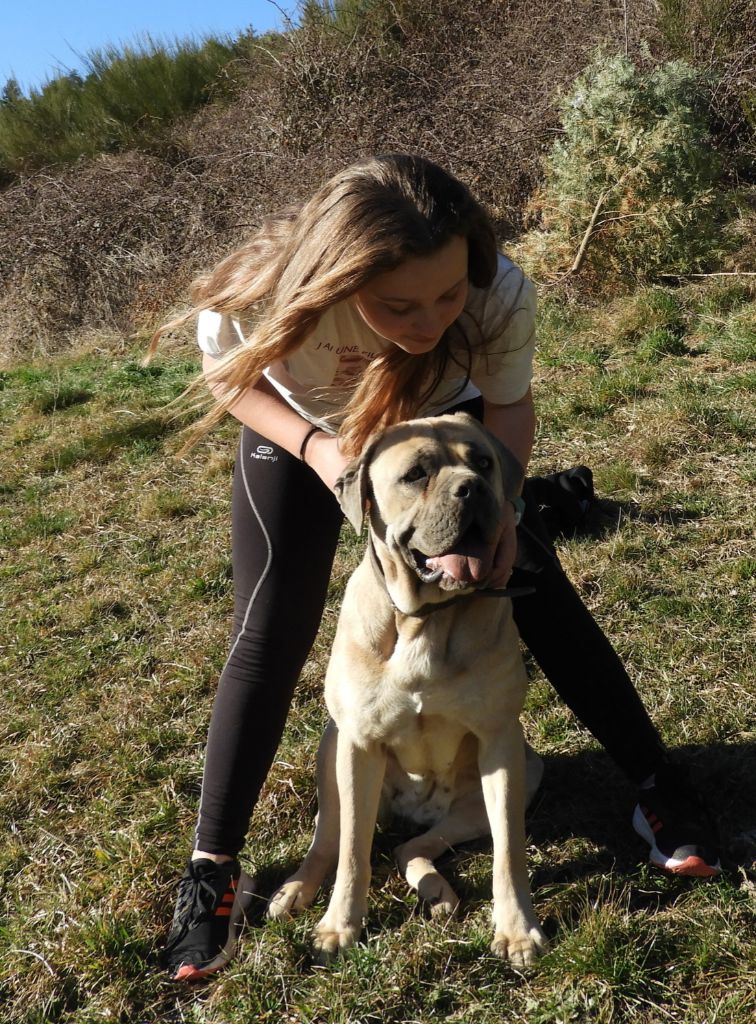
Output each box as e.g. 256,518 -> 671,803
378,637 -> 470,734
380,716 -> 474,827
387,624 -> 472,684
332,613 -> 512,745
382,758 -> 455,826
383,692 -> 467,760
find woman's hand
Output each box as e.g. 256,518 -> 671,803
303,431 -> 351,492
488,500 -> 519,589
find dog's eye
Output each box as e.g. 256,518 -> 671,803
475,455 -> 492,471
402,465 -> 427,484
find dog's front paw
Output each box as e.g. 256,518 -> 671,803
491,925 -> 548,968
417,874 -> 460,918
267,880 -> 315,920
395,845 -> 461,917
312,922 -> 361,964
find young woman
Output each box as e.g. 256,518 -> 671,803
156,154 -> 720,981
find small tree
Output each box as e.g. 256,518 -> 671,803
519,54 -> 729,293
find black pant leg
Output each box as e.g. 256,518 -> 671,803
511,483 -> 666,784
194,427 -> 343,855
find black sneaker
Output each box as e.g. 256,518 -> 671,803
161,858 -> 256,981
632,763 -> 721,878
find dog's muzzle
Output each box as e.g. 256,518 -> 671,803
410,522 -> 499,589
399,478 -> 501,591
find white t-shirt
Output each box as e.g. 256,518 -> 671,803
197,253 -> 536,434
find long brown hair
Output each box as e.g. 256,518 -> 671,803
150,154 -> 499,455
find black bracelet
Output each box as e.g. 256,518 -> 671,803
299,426 -> 321,463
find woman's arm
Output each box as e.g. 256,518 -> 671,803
482,387 -> 537,587
203,353 -> 349,491
482,387 -> 536,480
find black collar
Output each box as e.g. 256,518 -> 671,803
367,534 -> 534,619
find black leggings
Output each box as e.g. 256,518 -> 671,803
194,414 -> 665,856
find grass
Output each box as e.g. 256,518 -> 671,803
0,281 -> 755,1023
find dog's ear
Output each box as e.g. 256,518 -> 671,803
334,456 -> 369,533
486,432 -> 524,502
334,431 -> 387,532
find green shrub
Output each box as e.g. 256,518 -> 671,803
0,35 -> 241,174
299,0 -> 412,35
518,54 -> 731,293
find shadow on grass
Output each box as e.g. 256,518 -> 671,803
529,480 -> 710,552
573,498 -> 709,542
37,414 -> 181,473
525,741 -> 755,879
32,386 -> 93,414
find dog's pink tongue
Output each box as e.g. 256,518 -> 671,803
426,536 -> 495,584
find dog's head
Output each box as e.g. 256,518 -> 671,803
335,413 -> 523,614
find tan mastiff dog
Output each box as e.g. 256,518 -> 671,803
268,412 -> 547,966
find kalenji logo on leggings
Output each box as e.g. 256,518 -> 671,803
251,444 -> 278,463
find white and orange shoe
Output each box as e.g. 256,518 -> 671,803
633,763 -> 721,878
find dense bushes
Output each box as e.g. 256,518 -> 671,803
1,0 -> 657,360
516,55 -> 733,293
655,0 -> 755,180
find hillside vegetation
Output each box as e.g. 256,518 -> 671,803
0,2 -> 754,1022
0,0 -> 753,363
0,35 -> 255,177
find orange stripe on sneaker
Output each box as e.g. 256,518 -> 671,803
215,906 -> 232,916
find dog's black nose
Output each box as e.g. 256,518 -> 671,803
453,477 -> 480,500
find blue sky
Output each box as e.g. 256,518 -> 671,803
1,1 -> 300,94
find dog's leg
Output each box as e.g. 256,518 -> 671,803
479,721 -> 547,967
312,731 -> 386,962
268,719 -> 341,920
396,744 -> 544,918
394,793 -> 489,917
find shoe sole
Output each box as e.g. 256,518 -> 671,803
632,805 -> 721,879
171,870 -> 257,982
